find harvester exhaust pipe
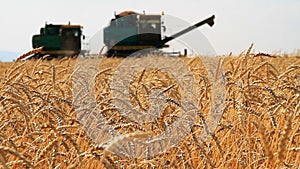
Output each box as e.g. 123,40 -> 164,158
160,15 -> 215,45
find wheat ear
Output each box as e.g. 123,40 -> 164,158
16,47 -> 43,61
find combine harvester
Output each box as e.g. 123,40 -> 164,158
103,11 -> 215,57
25,11 -> 214,59
25,23 -> 85,59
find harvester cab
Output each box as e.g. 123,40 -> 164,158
103,11 -> 215,57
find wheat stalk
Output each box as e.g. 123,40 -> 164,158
277,113 -> 293,164
0,146 -> 33,168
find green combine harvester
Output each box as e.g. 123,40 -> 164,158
31,23 -> 84,58
103,11 -> 215,57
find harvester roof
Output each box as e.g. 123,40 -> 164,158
45,24 -> 83,29
117,10 -> 140,17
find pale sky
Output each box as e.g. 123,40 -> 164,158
0,0 -> 299,56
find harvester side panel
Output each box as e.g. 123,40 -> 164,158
32,35 -> 62,50
104,27 -> 138,47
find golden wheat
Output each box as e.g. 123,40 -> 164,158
0,50 -> 299,168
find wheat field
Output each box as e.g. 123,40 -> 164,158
0,50 -> 299,168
